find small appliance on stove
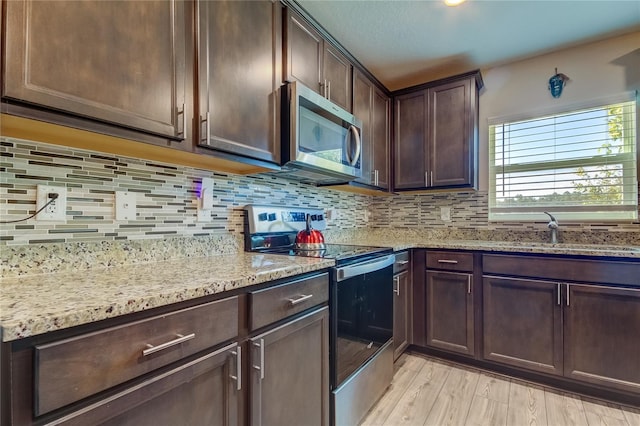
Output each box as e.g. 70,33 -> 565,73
244,205 -> 395,426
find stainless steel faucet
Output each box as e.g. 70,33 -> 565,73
543,211 -> 559,244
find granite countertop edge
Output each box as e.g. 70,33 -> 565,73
1,252 -> 335,342
2,239 -> 638,342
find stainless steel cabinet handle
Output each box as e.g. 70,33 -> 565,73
557,283 -> 561,306
467,275 -> 472,294
437,259 -> 458,264
396,260 -> 409,265
142,333 -> 195,357
176,103 -> 186,137
230,346 -> 242,391
393,276 -> 400,295
430,171 -> 433,186
253,338 -> 265,380
287,294 -> 313,306
374,169 -> 379,186
425,172 -> 429,187
324,79 -> 328,98
566,283 -> 570,306
328,81 -> 331,100
200,113 -> 211,144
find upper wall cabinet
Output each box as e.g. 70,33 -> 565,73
353,69 -> 390,189
284,10 -> 352,112
2,0 -> 189,148
196,0 -> 282,165
394,71 -> 483,191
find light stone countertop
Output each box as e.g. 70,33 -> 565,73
0,252 -> 334,342
2,237 -> 638,343
344,238 -> 640,258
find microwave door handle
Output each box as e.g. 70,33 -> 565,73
346,125 -> 361,167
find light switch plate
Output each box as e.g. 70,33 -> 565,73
440,206 -> 451,222
197,177 -> 214,222
115,191 -> 137,221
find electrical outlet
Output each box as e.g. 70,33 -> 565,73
36,185 -> 67,221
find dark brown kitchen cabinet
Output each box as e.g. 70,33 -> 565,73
393,71 -> 482,191
2,0 -> 190,147
426,270 -> 475,356
250,307 -> 330,426
44,343 -> 241,426
393,251 -> 412,360
482,276 -> 563,375
285,9 -> 352,111
564,284 -> 640,394
424,251 -> 475,357
482,254 -> 640,398
353,69 -> 390,189
196,0 -> 281,164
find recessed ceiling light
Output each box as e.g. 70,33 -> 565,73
444,0 -> 466,6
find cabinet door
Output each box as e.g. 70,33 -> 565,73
3,0 -> 186,140
198,0 -> 281,164
285,10 -> 322,94
427,78 -> 475,188
564,284 -> 640,394
394,91 -> 428,190
250,307 -> 329,426
393,270 -> 412,360
53,343 -> 241,426
352,70 -> 374,186
372,88 -> 391,189
323,44 -> 352,111
426,271 -> 474,356
483,276 -> 563,375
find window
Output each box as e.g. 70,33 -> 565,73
489,94 -> 638,222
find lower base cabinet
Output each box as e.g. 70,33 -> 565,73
564,284 -> 640,394
482,276 -> 563,375
393,251 -> 412,361
51,342 -> 241,425
1,272 -> 330,426
250,307 -> 329,426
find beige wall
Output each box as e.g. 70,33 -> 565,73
477,32 -> 640,191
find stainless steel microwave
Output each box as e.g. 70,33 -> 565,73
280,81 -> 362,185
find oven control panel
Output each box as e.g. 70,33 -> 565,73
245,205 -> 327,234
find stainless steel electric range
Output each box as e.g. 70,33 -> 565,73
244,205 -> 395,426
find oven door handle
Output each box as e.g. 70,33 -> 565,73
334,254 -> 396,282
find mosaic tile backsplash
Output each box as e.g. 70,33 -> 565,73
1,136 -> 638,277
0,137 -> 370,246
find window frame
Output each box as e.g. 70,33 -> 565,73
488,92 -> 639,223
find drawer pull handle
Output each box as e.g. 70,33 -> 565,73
396,260 -> 409,265
142,333 -> 195,357
437,259 -> 458,264
253,339 -> 265,380
287,294 -> 313,306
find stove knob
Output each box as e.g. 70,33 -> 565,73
268,213 -> 277,221
258,213 -> 268,221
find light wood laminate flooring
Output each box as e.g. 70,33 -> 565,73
361,353 -> 640,426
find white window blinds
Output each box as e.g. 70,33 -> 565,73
489,96 -> 638,222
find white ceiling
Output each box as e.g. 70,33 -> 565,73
297,0 -> 640,90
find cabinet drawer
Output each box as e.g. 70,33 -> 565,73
250,273 -> 328,331
483,254 -> 640,286
394,251 -> 410,274
35,296 -> 239,416
426,251 -> 473,272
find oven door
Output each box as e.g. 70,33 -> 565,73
331,254 -> 395,388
